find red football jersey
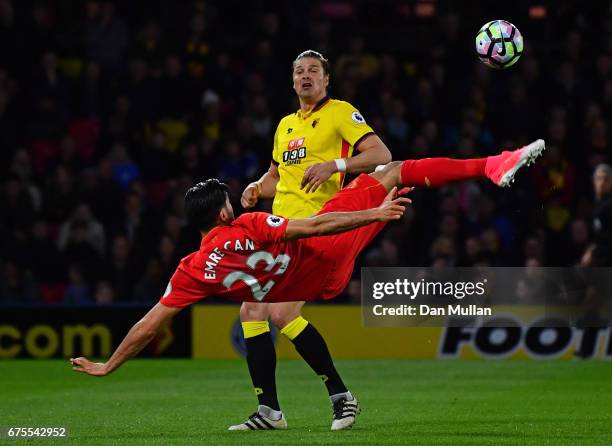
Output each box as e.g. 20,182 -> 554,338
159,212 -> 336,307
159,174 -> 390,307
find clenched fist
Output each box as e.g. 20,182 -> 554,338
241,182 -> 262,208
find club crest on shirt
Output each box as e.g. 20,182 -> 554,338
351,111 -> 365,124
266,215 -> 285,227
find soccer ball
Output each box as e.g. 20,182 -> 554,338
475,20 -> 523,69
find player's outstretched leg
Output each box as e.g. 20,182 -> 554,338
372,139 -> 546,190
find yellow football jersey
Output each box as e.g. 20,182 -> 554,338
272,97 -> 374,218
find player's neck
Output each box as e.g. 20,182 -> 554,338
200,221 -> 229,239
299,94 -> 327,114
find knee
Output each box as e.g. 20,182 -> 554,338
384,160 -> 403,173
375,160 -> 401,172
240,301 -> 270,322
379,160 -> 403,184
269,305 -> 301,329
374,160 -> 402,178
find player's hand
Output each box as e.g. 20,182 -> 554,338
301,161 -> 337,193
386,186 -> 413,200
241,182 -> 261,209
70,357 -> 109,377
375,187 -> 412,221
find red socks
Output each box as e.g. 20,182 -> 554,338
400,158 -> 488,187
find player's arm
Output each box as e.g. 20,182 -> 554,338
285,187 -> 410,241
301,135 -> 392,193
70,303 -> 181,377
241,161 -> 281,208
347,133 -> 392,173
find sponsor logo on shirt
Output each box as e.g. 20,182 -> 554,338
283,138 -> 307,165
288,137 -> 305,149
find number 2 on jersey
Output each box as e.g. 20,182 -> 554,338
222,251 -> 291,301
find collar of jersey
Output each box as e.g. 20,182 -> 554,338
296,95 -> 330,119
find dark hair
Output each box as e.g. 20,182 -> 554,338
184,178 -> 229,231
292,50 -> 330,75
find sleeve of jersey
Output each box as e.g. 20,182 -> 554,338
159,266 -> 207,309
334,102 -> 375,148
236,212 -> 289,245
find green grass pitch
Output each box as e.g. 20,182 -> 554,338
2,359 -> 612,445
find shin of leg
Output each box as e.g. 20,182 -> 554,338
244,327 -> 279,410
271,303 -> 349,395
269,301 -> 305,330
399,157 -> 487,187
369,160 -> 403,191
290,322 -> 348,395
240,302 -> 279,410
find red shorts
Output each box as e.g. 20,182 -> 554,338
314,174 -> 388,299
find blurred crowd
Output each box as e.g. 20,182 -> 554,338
0,0 -> 610,304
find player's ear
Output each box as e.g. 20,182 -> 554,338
219,207 -> 230,224
218,194 -> 234,224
